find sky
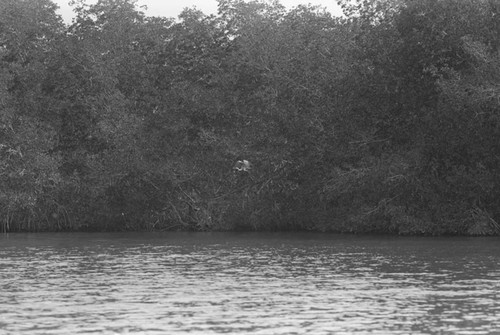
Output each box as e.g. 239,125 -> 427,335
53,0 -> 343,23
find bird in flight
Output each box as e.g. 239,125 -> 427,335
234,160 -> 251,172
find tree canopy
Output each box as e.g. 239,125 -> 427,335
1,0 -> 500,235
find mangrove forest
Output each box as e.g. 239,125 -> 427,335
1,0 -> 500,235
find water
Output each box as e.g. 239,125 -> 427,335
0,232 -> 499,334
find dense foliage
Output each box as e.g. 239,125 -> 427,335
1,0 -> 500,235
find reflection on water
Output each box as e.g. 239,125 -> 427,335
0,233 -> 500,334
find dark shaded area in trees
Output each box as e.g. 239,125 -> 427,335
1,0 -> 500,235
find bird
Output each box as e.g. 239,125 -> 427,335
234,160 -> 251,172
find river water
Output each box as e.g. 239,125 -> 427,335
0,232 -> 499,334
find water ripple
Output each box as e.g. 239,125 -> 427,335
1,233 -> 500,334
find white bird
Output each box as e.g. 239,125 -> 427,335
234,160 -> 251,172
